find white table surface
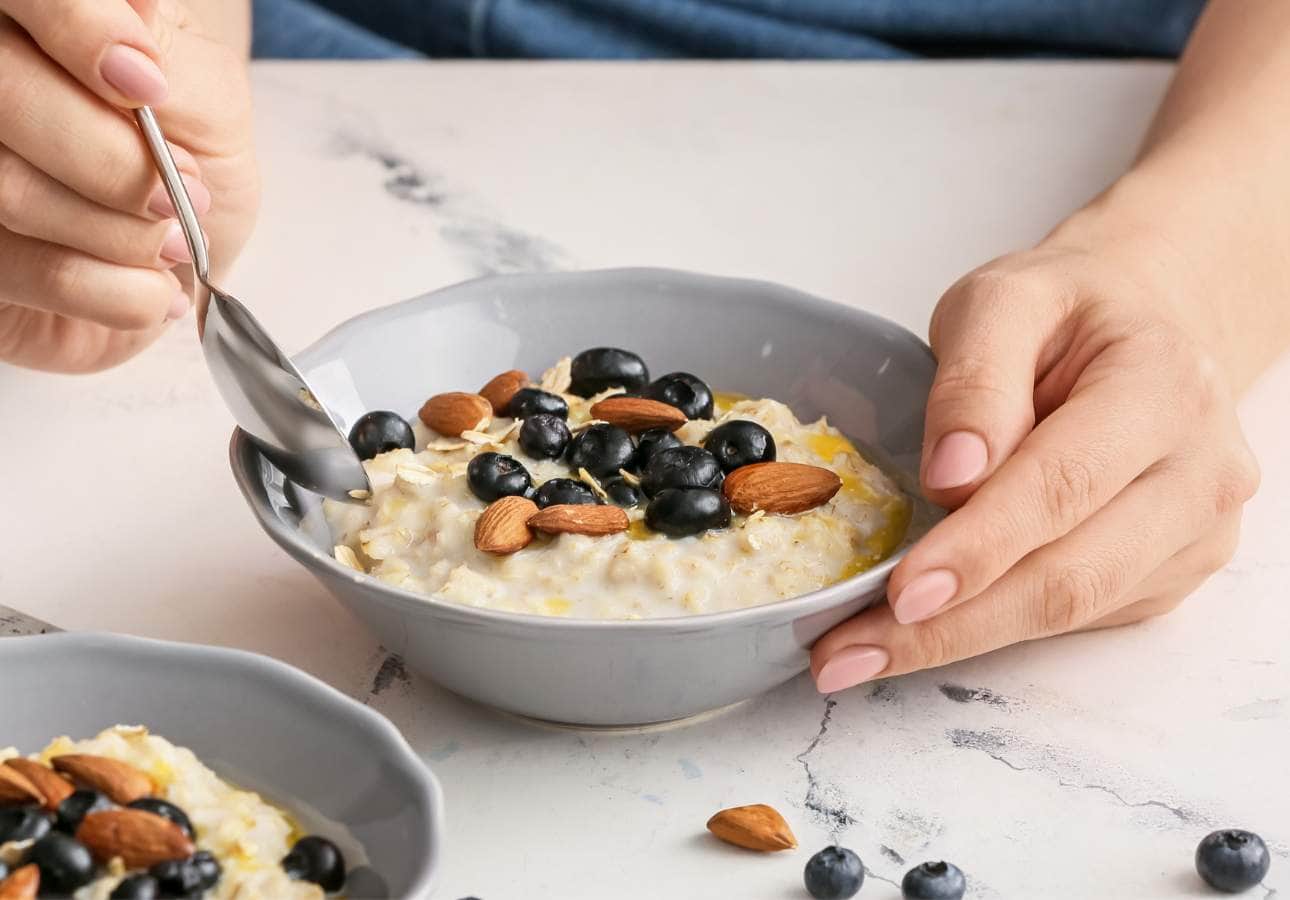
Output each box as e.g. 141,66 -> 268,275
1,62 -> 1286,899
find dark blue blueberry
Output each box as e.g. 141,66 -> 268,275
631,428 -> 683,473
128,799 -> 194,839
1195,829 -> 1270,893
804,846 -> 865,900
565,424 -> 635,478
640,446 -> 723,497
602,476 -> 643,508
0,806 -> 51,844
644,488 -> 730,536
532,479 -> 598,509
110,874 -> 161,899
466,452 -> 533,503
643,372 -> 713,419
507,388 -> 569,420
902,860 -> 966,900
518,413 -> 571,460
347,411 -> 415,461
569,348 -> 650,397
282,835 -> 346,893
190,850 -> 222,890
30,832 -> 95,895
56,789 -> 111,834
703,420 -> 776,473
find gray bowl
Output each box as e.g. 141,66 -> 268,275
230,268 -> 937,726
0,632 -> 442,898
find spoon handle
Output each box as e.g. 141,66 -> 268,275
134,106 -> 211,284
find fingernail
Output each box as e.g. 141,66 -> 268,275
100,45 -> 169,106
148,176 -> 211,219
892,568 -> 959,624
815,645 -> 890,694
926,430 -> 989,490
167,290 -> 190,321
160,221 -> 191,262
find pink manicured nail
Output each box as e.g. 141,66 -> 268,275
167,290 -> 190,321
892,568 -> 959,624
925,430 -> 989,490
815,645 -> 890,694
160,221 -> 191,262
100,45 -> 169,106
148,176 -> 211,219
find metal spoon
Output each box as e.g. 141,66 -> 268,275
134,107 -> 371,503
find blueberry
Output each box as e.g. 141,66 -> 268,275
30,832 -> 95,895
128,798 -> 194,839
518,413 -> 571,460
57,789 -> 111,834
150,851 -> 220,897
631,428 -> 683,473
645,488 -> 730,536
190,850 -> 222,890
347,411 -> 415,461
532,479 -> 598,509
804,846 -> 865,900
703,420 -> 776,473
466,452 -> 533,503
1195,829 -> 1270,893
282,835 -> 347,893
602,476 -> 642,508
565,424 -> 636,478
0,806 -> 51,844
110,874 -> 160,899
640,446 -> 723,496
902,860 -> 966,900
569,348 -> 650,397
643,372 -> 714,419
507,388 -> 569,420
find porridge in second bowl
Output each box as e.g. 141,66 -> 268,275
323,348 -> 911,619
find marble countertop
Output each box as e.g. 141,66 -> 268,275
1,62 -> 1286,899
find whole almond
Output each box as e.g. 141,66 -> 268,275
419,392 -> 492,437
722,462 -> 842,515
76,809 -> 195,869
0,766 -> 44,808
706,804 -> 798,852
0,864 -> 39,900
475,496 -> 539,555
528,504 -> 630,536
51,754 -> 154,805
479,370 -> 529,415
589,396 -> 687,433
3,759 -> 72,812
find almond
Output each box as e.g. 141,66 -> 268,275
528,504 -> 630,536
706,804 -> 798,852
479,369 -> 529,415
589,397 -> 687,433
51,754 -> 154,805
474,495 -> 539,555
0,766 -> 44,808
3,760 -> 72,812
418,392 -> 492,437
0,864 -> 39,900
76,809 -> 195,869
722,462 -> 842,515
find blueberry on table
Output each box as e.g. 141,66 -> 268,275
507,387 -> 569,420
804,846 -> 865,900
518,413 -> 572,460
640,446 -> 724,496
30,832 -> 96,894
466,452 -> 533,503
643,372 -> 714,419
569,348 -> 650,397
1195,829 -> 1270,893
565,424 -> 636,478
0,806 -> 51,844
602,476 -> 643,508
532,478 -> 599,509
347,411 -> 416,460
127,798 -> 194,839
645,488 -> 731,536
282,835 -> 347,893
631,427 -> 683,472
110,874 -> 160,899
901,860 -> 966,900
703,420 -> 776,472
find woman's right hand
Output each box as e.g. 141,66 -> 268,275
0,0 -> 258,372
